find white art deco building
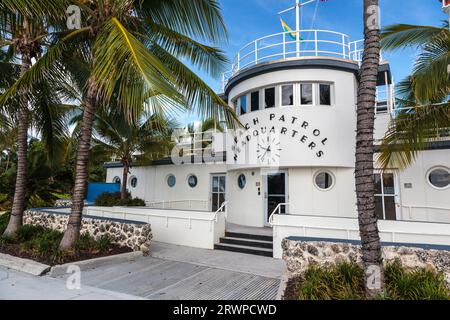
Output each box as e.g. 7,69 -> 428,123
101,16 -> 450,258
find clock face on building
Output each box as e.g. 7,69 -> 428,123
257,134 -> 282,165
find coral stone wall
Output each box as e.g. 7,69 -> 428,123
282,238 -> 450,284
24,210 -> 152,252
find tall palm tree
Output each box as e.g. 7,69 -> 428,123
0,0 -> 69,235
356,0 -> 384,297
379,21 -> 450,169
0,0 -> 237,249
87,109 -> 176,199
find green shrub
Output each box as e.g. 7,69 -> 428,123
385,262 -> 449,300
294,262 -> 450,300
15,225 -> 46,242
297,262 -> 364,300
28,194 -> 52,209
74,233 -> 113,253
95,235 -> 113,252
0,212 -> 10,234
94,192 -> 145,207
28,229 -> 64,256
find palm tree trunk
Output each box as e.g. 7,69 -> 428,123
3,53 -> 31,236
59,79 -> 97,249
121,163 -> 128,200
356,0 -> 384,297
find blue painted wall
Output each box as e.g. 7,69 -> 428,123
86,183 -> 121,203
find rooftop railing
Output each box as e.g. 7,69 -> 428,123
222,30 -> 368,91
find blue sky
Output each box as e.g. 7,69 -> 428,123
183,0 -> 448,125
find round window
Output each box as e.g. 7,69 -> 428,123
238,174 -> 246,189
167,175 -> 176,188
187,175 -> 198,188
130,176 -> 138,188
428,167 -> 450,189
113,176 -> 121,184
314,171 -> 334,190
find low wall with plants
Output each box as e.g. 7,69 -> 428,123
24,210 -> 152,252
282,238 -> 450,285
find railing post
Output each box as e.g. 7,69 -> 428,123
283,33 -> 286,59
237,51 -> 240,70
254,41 -> 258,65
314,31 -> 318,56
342,34 -> 346,59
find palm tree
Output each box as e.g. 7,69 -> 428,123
87,109 -> 176,200
355,0 -> 384,297
0,0 -> 69,235
0,0 -> 237,249
379,20 -> 450,169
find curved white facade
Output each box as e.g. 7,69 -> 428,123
105,58 -> 450,232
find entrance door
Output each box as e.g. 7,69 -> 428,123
265,172 -> 287,223
211,175 -> 226,212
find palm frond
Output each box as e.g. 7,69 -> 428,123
136,0 -> 228,43
377,103 -> 450,169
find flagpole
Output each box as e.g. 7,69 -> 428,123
296,0 -> 300,57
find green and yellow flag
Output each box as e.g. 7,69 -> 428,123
280,18 -> 302,40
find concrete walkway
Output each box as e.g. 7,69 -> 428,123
0,242 -> 285,300
0,267 -> 144,300
55,242 -> 285,300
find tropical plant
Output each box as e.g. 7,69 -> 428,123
0,1 -> 71,235
379,20 -> 450,169
88,108 -> 176,199
0,0 -> 237,249
355,0 -> 385,297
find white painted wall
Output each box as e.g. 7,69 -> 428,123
86,206 -> 226,250
106,164 -> 227,211
272,214 -> 450,258
288,167 -> 357,218
392,149 -> 450,222
227,68 -> 358,169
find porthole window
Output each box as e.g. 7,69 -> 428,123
167,175 -> 176,188
427,167 -> 450,189
130,176 -> 138,188
113,176 -> 121,184
187,175 -> 198,188
238,174 -> 246,189
314,171 -> 334,190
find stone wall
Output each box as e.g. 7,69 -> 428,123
282,238 -> 450,284
24,210 -> 152,252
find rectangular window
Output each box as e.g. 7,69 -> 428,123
300,84 -> 313,105
319,84 -> 331,105
374,173 -> 397,221
251,91 -> 259,112
281,85 -> 294,106
239,95 -> 247,115
264,87 -> 275,109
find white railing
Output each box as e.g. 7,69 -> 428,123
213,201 -> 228,221
146,199 -> 209,211
222,29 -> 368,91
268,203 -> 292,225
399,204 -> 450,223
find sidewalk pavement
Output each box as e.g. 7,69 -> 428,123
0,266 -> 145,300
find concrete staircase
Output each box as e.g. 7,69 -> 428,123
214,231 -> 273,257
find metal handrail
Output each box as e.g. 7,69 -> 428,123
399,204 -> 450,221
270,214 -> 450,243
213,201 -> 228,222
268,203 -> 291,226
146,199 -> 209,210
221,29 -> 364,90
